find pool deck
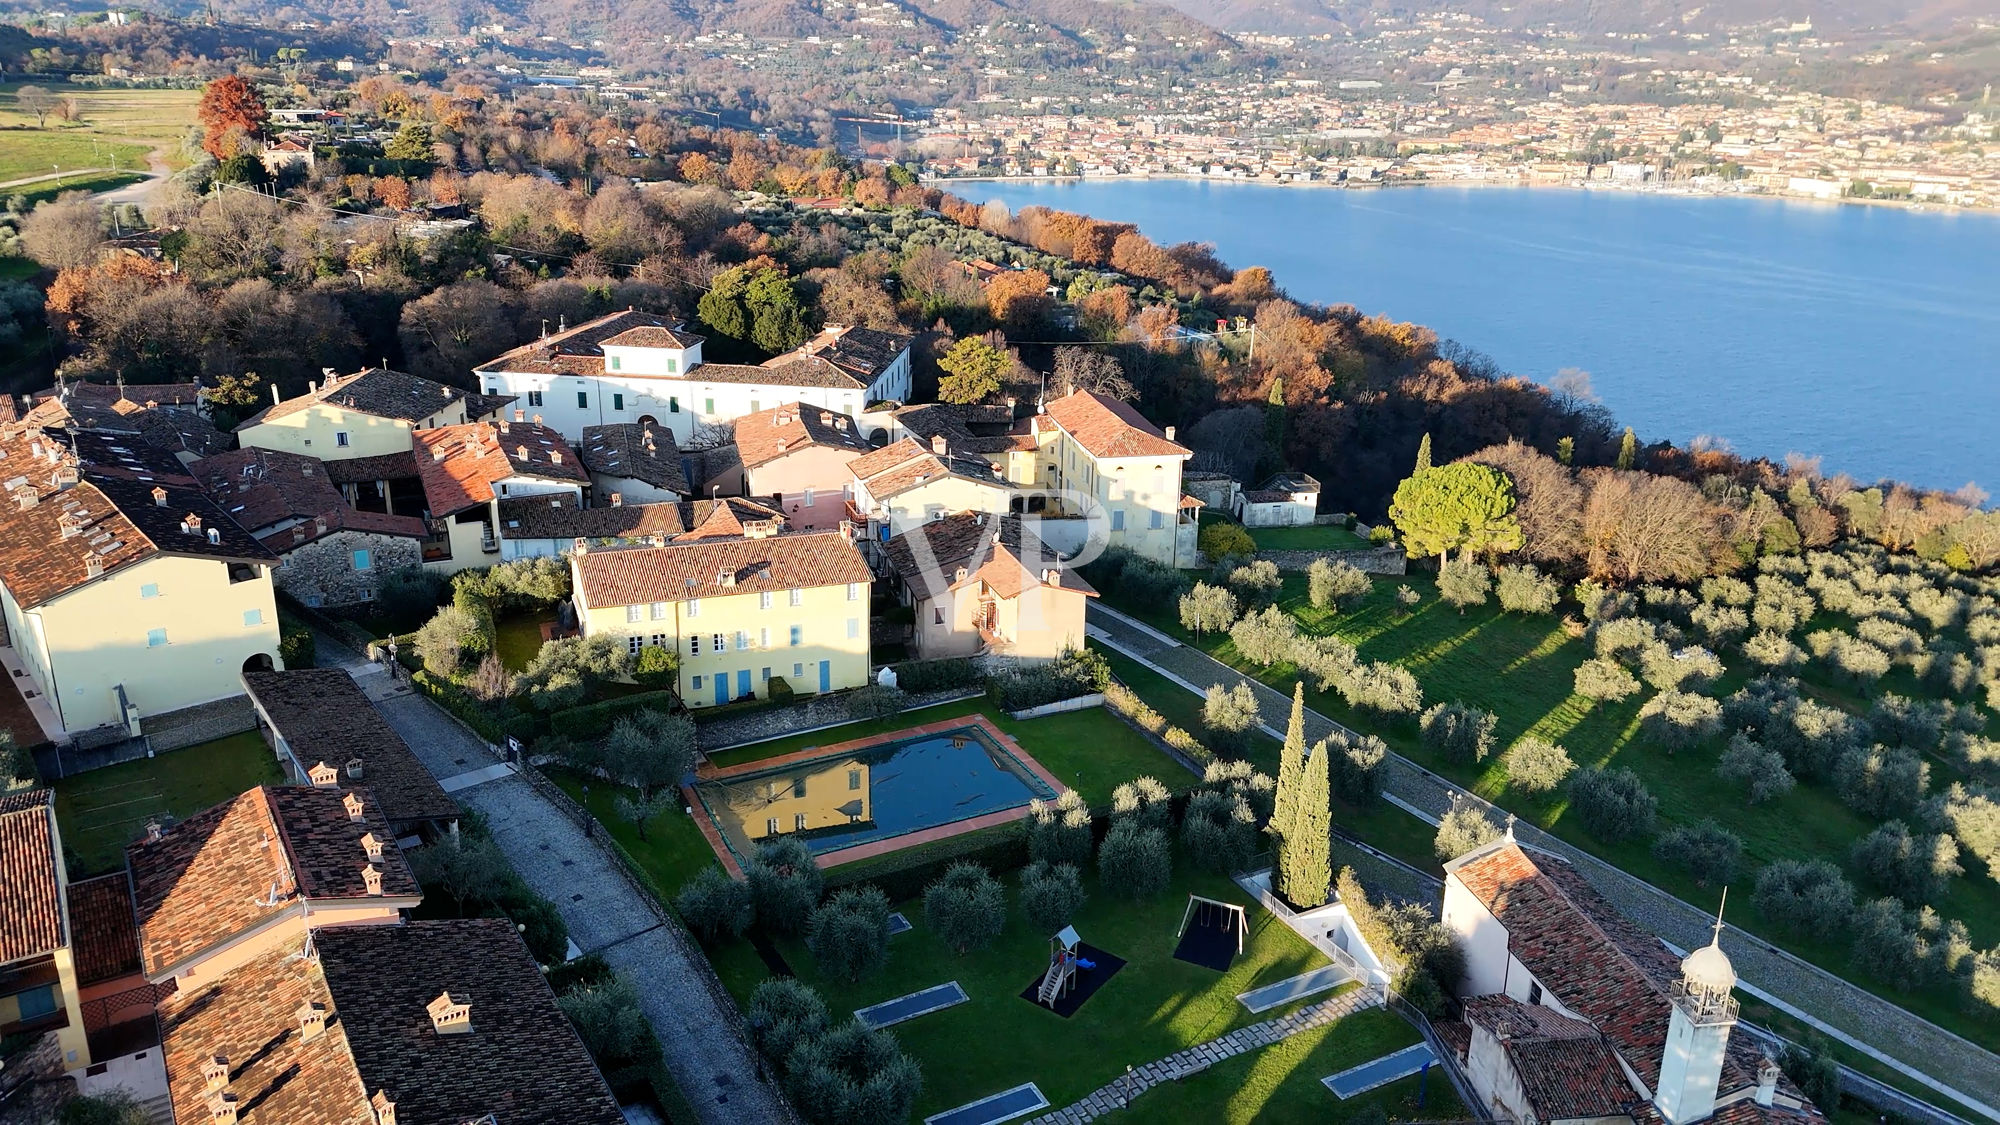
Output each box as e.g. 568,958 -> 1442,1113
685,715 -> 1068,877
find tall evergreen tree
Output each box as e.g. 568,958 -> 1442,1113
1272,682 -> 1307,836
1617,427 -> 1638,471
1279,740 -> 1333,908
1414,432 -> 1433,474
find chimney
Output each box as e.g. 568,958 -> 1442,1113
820,411 -> 833,426
1164,425 -> 1176,441
533,414 -> 543,425
203,1056 -> 229,1095
272,382 -> 284,405
441,384 -> 452,397
13,487 -> 36,510
1044,568 -> 1060,584
85,557 -> 104,579
514,408 -> 526,422
152,486 -> 168,506
309,761 -> 339,787
208,1093 -> 240,1124
550,451 -> 562,465
427,992 -> 472,1035
498,419 -> 510,434
1754,1058 -> 1779,1107
839,519 -> 854,541
610,492 -> 623,507
361,832 -> 384,862
516,445 -> 529,460
372,1091 -> 398,1125
345,757 -> 365,780
144,818 -> 163,844
361,863 -> 384,896
432,445 -> 448,462
298,1001 -> 328,1042
207,527 -> 222,545
343,791 -> 365,821
315,517 -> 328,535
930,435 -> 947,456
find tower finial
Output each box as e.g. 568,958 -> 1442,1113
1710,887 -> 1728,948
1504,812 -> 1516,841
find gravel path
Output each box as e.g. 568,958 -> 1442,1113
1088,604 -> 2000,1119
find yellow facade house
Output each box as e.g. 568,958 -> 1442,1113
0,465 -> 282,739
570,523 -> 872,706
1033,390 -> 1199,567
847,435 -> 1015,542
882,512 -> 1096,662
234,366 -> 512,461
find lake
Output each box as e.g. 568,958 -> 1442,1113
957,179 -> 2000,493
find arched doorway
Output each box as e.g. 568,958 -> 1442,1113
244,652 -> 275,674
637,414 -> 658,428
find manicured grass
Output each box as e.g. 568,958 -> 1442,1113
0,128 -> 152,184
0,257 -> 39,281
53,732 -> 286,875
1098,1005 -> 1460,1124
9,171 -> 143,207
494,611 -> 555,671
711,864 -> 1335,1117
1248,524 -> 1372,552
549,769 -> 721,895
1735,996 -> 1991,1124
1104,574 -> 2000,1048
0,84 -> 199,181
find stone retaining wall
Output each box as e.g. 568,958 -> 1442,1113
1257,545 -> 1408,575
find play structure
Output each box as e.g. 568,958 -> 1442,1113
1173,894 -> 1249,971
1036,926 -> 1093,1007
1018,926 -> 1125,1017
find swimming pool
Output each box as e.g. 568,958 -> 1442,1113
692,721 -> 1058,867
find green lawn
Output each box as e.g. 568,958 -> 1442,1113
494,611 -> 556,671
711,864 -> 1337,1118
0,258 -> 39,281
1103,574 -> 2000,1049
551,769 -> 722,896
0,84 -> 199,182
0,127 -> 153,185
53,732 -> 286,875
1248,524 -> 1372,552
9,171 -> 143,208
1099,1005 -> 1459,1124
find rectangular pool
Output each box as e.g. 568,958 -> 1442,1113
691,721 -> 1058,868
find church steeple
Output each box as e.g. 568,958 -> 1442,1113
1656,892 -> 1740,1124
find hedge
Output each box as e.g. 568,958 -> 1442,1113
410,670 -> 538,744
891,657 -> 981,692
548,690 -> 684,739
1105,680 -> 1215,765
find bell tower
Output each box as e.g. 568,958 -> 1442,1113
1656,895 -> 1740,1125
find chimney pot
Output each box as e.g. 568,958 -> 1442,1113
1164,425 -> 1176,441
427,992 -> 472,1035
145,819 -> 163,844
345,757 -> 365,779
208,1092 -> 240,1125
930,435 -> 947,456
361,831 -> 384,861
372,1090 -> 398,1125
362,864 -> 384,896
152,486 -> 168,506
309,761 -> 339,788
203,1055 -> 230,1094
610,492 -> 623,507
343,791 -> 365,822
298,1001 -> 328,1041
514,408 -> 526,422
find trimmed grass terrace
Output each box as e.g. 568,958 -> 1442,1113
52,732 -> 285,875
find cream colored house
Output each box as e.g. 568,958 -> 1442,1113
847,436 -> 1015,553
412,419 -> 589,573
882,513 -> 1095,662
1034,390 -> 1198,567
235,367 -> 512,461
569,525 -> 872,706
0,470 -> 282,738
736,402 -> 875,530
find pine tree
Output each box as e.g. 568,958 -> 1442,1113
1414,432 -> 1433,474
1272,682 -> 1307,837
1556,436 -> 1574,465
1279,739 -> 1333,908
1617,427 -> 1638,471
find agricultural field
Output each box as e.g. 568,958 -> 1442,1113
0,83 -> 200,183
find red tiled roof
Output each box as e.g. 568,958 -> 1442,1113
0,789 -> 63,965
735,402 -> 873,471
413,420 -> 587,517
67,872 -> 141,985
848,437 -> 1007,502
1042,390 -> 1189,460
574,528 -> 869,608
242,670 -> 459,827
192,447 -> 428,549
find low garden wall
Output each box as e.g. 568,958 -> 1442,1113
1003,693 -> 1104,720
1258,545 -> 1407,575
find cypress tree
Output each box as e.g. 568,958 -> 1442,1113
1556,436 -> 1574,465
1272,682 -> 1307,837
1617,427 -> 1638,471
1279,740 -> 1333,908
1414,432 -> 1433,474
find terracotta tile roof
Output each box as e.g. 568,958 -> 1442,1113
579,422 -> 689,494
67,872 -> 141,985
672,496 -> 785,542
413,421 -> 587,518
848,437 -> 1007,502
796,325 -> 913,384
128,785 -> 420,979
241,670 -> 459,827
0,789 -> 63,965
735,402 -> 873,470
1461,996 -> 1645,1122
695,355 -> 870,390
475,310 -> 696,377
235,367 -> 470,430
1042,390 -> 1189,460
319,450 -> 419,485
316,919 -> 624,1125
498,495 -> 686,542
601,323 -> 705,349
191,448 -> 353,533
680,443 -> 744,494
22,395 -> 230,459
68,430 -> 197,483
462,391 -> 518,421
574,528 -> 869,608
260,505 -> 430,552
48,380 -> 203,410
882,513 -> 1097,603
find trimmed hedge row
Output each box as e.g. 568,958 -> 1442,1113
549,690 -> 683,739
891,657 -> 981,692
1104,680 -> 1216,765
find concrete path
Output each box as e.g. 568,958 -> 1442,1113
318,635 -> 791,1125
1087,603 -> 2000,1121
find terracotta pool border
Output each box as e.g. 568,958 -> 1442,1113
684,715 -> 1068,876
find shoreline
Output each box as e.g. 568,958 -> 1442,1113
925,171 -> 1985,217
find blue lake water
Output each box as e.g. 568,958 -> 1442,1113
959,180 -> 2000,493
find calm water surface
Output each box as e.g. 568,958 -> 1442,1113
961,180 -> 2000,492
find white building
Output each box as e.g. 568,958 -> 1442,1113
474,311 -> 913,447
1235,471 -> 1320,528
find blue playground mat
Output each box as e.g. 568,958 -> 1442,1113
1323,1043 -> 1436,1098
925,1083 -> 1050,1125
1236,964 -> 1350,1013
854,981 -> 968,1029
887,911 -> 913,935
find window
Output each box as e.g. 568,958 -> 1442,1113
749,399 -> 760,413
627,605 -> 643,623
147,628 -> 167,648
766,817 -> 779,835
789,588 -> 803,607
352,549 -> 373,571
847,582 -> 861,601
848,769 -> 862,791
760,591 -> 773,610
789,625 -> 802,647
687,599 -> 701,618
1527,982 -> 1544,1006
734,631 -> 749,651
704,397 -> 715,414
762,667 -> 771,681
628,636 -> 642,655
1149,510 -> 1164,530
666,358 -> 678,374
803,488 -> 815,508
688,636 -> 701,657
577,391 -> 589,409
12,984 -> 57,1021
336,431 -> 351,447
792,778 -> 807,798
794,813 -> 808,831
793,662 -> 804,678
651,601 -> 667,620
650,633 -> 668,648
847,618 -> 860,639
1111,509 -> 1126,531
693,675 -> 704,689
932,607 -> 945,626
669,396 -> 680,414
610,355 -> 622,371
712,633 -> 725,653
243,609 -> 264,627
613,392 -> 625,411
140,583 -> 160,599
759,627 -> 770,649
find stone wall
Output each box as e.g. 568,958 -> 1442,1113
145,693 -> 258,752
276,530 -> 421,608
1257,545 -> 1407,575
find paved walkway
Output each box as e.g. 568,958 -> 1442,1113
1025,984 -> 1385,1124
1087,603 -> 2000,1120
320,635 -> 790,1125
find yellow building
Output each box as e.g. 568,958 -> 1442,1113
882,513 -> 1096,662
1034,390 -> 1199,567
234,367 -> 512,461
413,419 -> 590,573
0,470 -> 282,738
569,524 -> 873,706
847,436 -> 1015,543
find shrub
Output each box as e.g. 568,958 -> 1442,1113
514,634 -> 634,712
1505,738 -> 1575,794
1652,820 -> 1743,886
1420,701 -> 1497,764
1866,694 -> 1946,751
1850,821 -> 1962,905
1640,645 -> 1724,693
1230,605 -> 1299,666
546,689 -> 683,740
1926,782 -> 2000,876
1199,519 -> 1256,561
806,885 -> 893,982
1291,634 -> 1359,693
414,603 -> 492,677
1833,745 -> 1930,820
1226,559 -> 1283,602
1181,789 -> 1260,873
378,565 -> 450,623
1690,603 -> 1750,646
1179,582 -> 1240,639
1341,662 -> 1423,716
1019,861 -> 1086,934
1202,681 -> 1264,756
1085,546 -> 1190,604
892,657 -> 980,692
1027,790 -> 1093,867
1308,557 -> 1373,611
1395,584 -> 1422,612
1573,657 -> 1641,702
1753,859 -> 1855,936
1776,1038 -> 1844,1111
1638,691 -> 1723,753
1110,775 -> 1173,831
845,683 -> 907,720
923,862 -> 1006,954
676,866 -> 754,943
1098,820 -> 1173,900
784,1021 -> 924,1125
1717,734 -> 1796,805
1741,629 -> 1807,669
1434,797 -> 1500,860
631,643 -> 677,688
1437,559 -> 1492,610
1327,729 -> 1389,804
1701,575 -> 1754,606
988,647 -> 1111,712
1203,759 -> 1277,823
278,621 -> 316,669
57,1091 -> 151,1125
1494,564 -> 1562,614
747,838 -> 825,937
557,975 -> 660,1086
1567,767 -> 1658,842
1849,897 -> 1946,990
747,978 -> 829,1068
601,709 -> 697,798
1368,524 -> 1395,546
